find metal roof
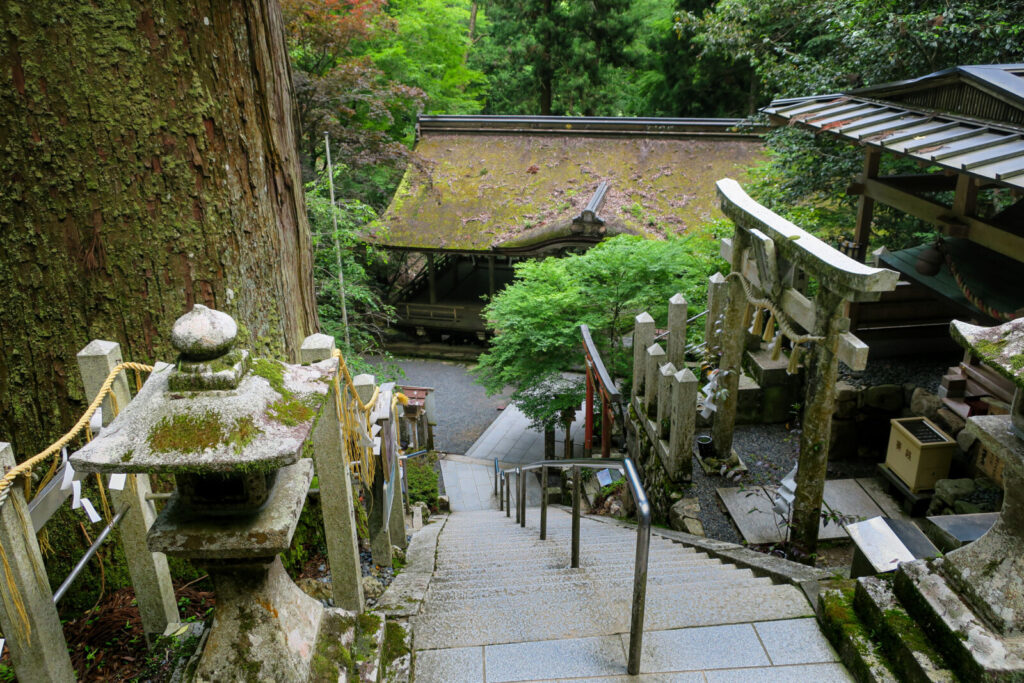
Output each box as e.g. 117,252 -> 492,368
417,115 -> 768,139
763,65 -> 1024,190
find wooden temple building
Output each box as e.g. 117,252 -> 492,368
764,64 -> 1024,358
373,115 -> 766,340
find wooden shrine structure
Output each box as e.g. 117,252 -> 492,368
374,115 -> 766,340
763,64 -> 1024,355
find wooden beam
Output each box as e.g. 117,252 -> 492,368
854,149 -> 881,262
953,174 -> 978,217
862,178 -> 1024,264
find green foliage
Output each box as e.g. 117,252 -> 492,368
475,233 -> 724,427
283,499 -> 328,574
406,456 -> 439,511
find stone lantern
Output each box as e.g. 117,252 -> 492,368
939,317 -> 1024,635
72,305 -> 349,680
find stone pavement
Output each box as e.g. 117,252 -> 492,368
442,404 -> 588,512
412,508 -> 852,682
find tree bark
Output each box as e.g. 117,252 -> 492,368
0,0 -> 318,456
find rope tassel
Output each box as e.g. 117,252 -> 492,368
750,307 -> 764,337
770,332 -> 784,360
762,313 -> 776,343
787,344 -> 802,375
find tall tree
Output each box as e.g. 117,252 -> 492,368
0,1 -> 318,458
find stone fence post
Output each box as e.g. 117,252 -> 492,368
643,344 -> 666,419
301,334 -> 364,612
632,313 -> 655,399
0,443 -> 76,682
705,272 -> 727,355
76,341 -> 178,638
669,369 -> 698,481
354,374 -> 393,568
656,362 -> 677,442
667,293 -> 687,369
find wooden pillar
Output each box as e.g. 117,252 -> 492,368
488,255 -> 495,298
853,148 -> 880,263
632,313 -> 655,399
544,426 -> 556,460
0,443 -> 76,682
427,253 -> 437,305
584,367 -> 594,457
790,289 -> 846,562
76,341 -> 178,638
710,230 -> 749,460
667,293 -> 687,369
303,335 -> 364,611
953,173 -> 978,218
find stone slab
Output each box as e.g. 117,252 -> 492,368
754,618 -> 840,665
627,623 -> 770,673
705,663 -> 854,682
148,458 -> 312,558
922,512 -> 997,552
822,479 -> 885,525
854,477 -> 911,521
414,646 -> 483,683
484,635 -> 627,681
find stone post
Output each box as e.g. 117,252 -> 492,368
76,339 -> 132,426
76,341 -> 178,638
643,344 -> 666,419
354,374 -> 393,568
0,443 -> 76,682
383,416 -> 408,550
667,293 -> 687,369
705,272 -> 726,355
710,231 -> 749,460
656,362 -> 677,441
302,334 -> 364,611
790,289 -> 845,561
300,333 -> 336,364
632,313 -> 655,399
669,369 -> 698,481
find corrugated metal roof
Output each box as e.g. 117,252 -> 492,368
764,94 -> 1024,189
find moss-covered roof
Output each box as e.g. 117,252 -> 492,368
374,131 -> 764,252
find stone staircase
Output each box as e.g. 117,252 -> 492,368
407,507 -> 852,681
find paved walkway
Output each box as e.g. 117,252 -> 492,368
412,509 -> 852,682
442,404 -> 587,511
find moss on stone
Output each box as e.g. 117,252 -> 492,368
381,621 -> 410,674
251,357 -> 286,395
148,411 -> 225,453
352,612 -> 382,664
226,415 -> 262,454
120,449 -> 134,462
267,396 -> 317,426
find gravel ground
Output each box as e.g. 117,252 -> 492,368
370,357 -> 511,454
839,352 -> 959,393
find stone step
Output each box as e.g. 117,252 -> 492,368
853,577 -> 957,682
430,557 -> 724,582
434,548 -> 699,568
425,566 -> 765,599
411,583 -> 812,650
423,574 -> 773,607
817,586 -> 899,683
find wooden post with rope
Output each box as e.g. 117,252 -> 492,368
76,341 -> 179,638
301,334 -> 365,612
0,442 -> 75,682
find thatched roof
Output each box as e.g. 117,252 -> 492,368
373,116 -> 765,253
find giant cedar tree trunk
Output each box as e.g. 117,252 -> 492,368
0,1 -> 319,457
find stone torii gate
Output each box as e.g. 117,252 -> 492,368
712,178 -> 900,559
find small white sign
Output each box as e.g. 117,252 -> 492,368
81,498 -> 101,524
108,473 -> 127,491
71,480 -> 82,509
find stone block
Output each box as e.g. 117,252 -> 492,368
934,478 -> 975,506
829,418 -> 858,460
683,518 -> 706,537
910,388 -> 942,421
835,381 -> 859,403
936,407 -> 966,435
862,384 -> 904,412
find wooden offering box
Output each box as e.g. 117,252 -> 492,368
885,417 -> 956,493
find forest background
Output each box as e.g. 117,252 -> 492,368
291,0 -> 1024,361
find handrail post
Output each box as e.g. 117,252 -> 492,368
498,473 -> 504,511
519,467 -> 526,528
624,458 -> 651,676
505,473 -> 511,517
494,458 -> 499,496
539,464 -> 547,540
571,465 -> 581,568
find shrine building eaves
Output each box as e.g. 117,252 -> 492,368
763,64 -> 1024,191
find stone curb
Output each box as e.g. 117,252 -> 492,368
577,510 -> 832,607
376,514 -> 449,617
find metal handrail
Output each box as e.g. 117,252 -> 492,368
497,457 -> 650,675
